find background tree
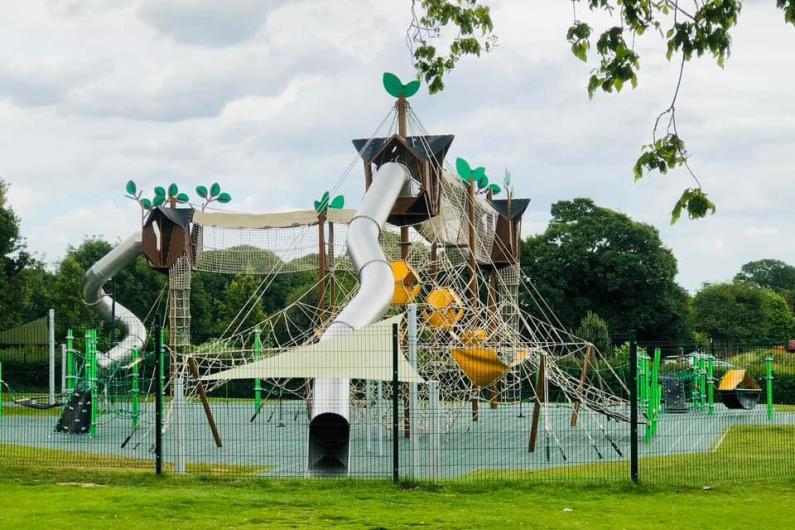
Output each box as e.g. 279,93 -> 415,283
734,258 -> 795,312
574,310 -> 612,355
521,198 -> 690,341
411,1 -> 795,222
691,282 -> 795,346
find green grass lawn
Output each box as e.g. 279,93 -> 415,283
1,424 -> 794,529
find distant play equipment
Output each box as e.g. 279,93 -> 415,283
661,374 -> 688,413
424,288 -> 464,330
718,369 -> 761,410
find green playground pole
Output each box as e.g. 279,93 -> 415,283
87,329 -> 98,437
253,325 -> 262,414
765,355 -> 774,422
699,351 -> 707,412
66,329 -> 75,392
707,353 -> 714,416
131,348 -> 140,429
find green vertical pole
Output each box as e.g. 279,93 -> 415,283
765,355 -> 774,422
707,353 -> 714,416
131,348 -> 140,429
66,329 -> 75,392
253,325 -> 262,414
699,351 -> 707,412
88,329 -> 98,437
158,328 -> 165,419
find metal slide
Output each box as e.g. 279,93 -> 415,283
80,232 -> 148,368
308,162 -> 411,476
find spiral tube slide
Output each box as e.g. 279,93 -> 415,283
80,232 -> 148,369
308,162 -> 411,476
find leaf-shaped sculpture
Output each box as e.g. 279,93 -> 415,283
140,198 -> 153,209
217,192 -> 232,204
153,195 -> 165,207
210,182 -> 221,197
472,167 -> 488,190
403,80 -> 421,97
383,72 -> 403,98
196,185 -> 208,198
154,186 -> 166,199
456,157 -> 473,182
125,180 -> 137,195
176,193 -> 190,203
487,183 -> 501,195
168,183 -> 179,196
329,195 -> 345,209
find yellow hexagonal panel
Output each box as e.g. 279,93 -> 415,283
424,288 -> 464,330
391,260 -> 422,305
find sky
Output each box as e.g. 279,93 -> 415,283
0,0 -> 793,292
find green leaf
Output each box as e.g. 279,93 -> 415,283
383,72 -> 403,98
329,195 -> 345,209
154,186 -> 166,198
313,200 -> 322,213
153,195 -> 165,207
402,80 -> 421,97
217,192 -> 232,204
210,182 -> 221,197
487,183 -> 501,195
196,185 -> 208,199
456,157 -> 473,181
168,183 -> 178,197
140,198 -> 153,209
176,192 -> 190,203
125,180 -> 137,195
472,167 -> 488,189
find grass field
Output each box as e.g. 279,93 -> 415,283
1,425 -> 793,529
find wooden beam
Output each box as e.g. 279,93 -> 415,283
528,354 -> 546,453
328,222 -> 336,308
570,343 -> 595,427
317,214 -> 326,314
467,180 -> 478,303
364,163 -> 373,191
188,356 -> 222,448
397,96 -> 407,137
400,226 -> 410,260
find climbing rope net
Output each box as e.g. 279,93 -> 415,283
159,102 -> 631,453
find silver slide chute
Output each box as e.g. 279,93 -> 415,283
80,232 -> 148,369
308,162 -> 411,476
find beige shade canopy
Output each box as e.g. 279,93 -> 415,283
192,208 -> 356,229
201,314 -> 425,383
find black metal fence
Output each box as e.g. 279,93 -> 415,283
1,323 -> 793,486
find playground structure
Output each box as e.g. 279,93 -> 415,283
1,73 -> 789,479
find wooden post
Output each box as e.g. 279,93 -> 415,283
471,387 -> 479,422
528,353 -> 546,452
467,180 -> 478,302
400,226 -> 410,260
487,272 -> 500,409
328,222 -> 336,308
570,343 -> 594,427
364,163 -> 373,191
188,356 -> 222,448
397,95 -> 407,137
430,243 -> 438,279
317,213 -> 326,313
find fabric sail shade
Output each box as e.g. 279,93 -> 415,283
201,314 -> 424,383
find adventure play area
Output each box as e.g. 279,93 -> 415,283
0,74 -> 793,480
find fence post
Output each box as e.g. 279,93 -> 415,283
629,331 -> 639,484
392,322 -> 399,483
66,329 -> 75,392
407,303 -> 419,476
765,355 -> 774,422
155,325 -> 164,476
48,309 -> 56,405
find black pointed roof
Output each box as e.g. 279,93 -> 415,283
145,206 -> 194,228
352,134 -> 454,165
490,198 -> 530,220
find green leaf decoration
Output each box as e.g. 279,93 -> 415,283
196,185 -> 208,199
313,200 -> 322,213
403,80 -> 421,98
329,195 -> 345,209
125,180 -> 137,195
503,169 -> 512,188
383,72 -> 403,98
210,182 -> 221,197
487,183 -> 501,195
176,192 -> 190,203
217,192 -> 232,204
472,167 -> 489,190
153,195 -> 165,207
154,186 -> 166,198
140,198 -> 153,210
456,157 -> 473,182
168,183 -> 178,197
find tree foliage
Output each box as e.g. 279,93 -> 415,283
574,310 -> 612,355
412,1 -> 795,222
521,198 -> 690,341
691,282 -> 795,345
